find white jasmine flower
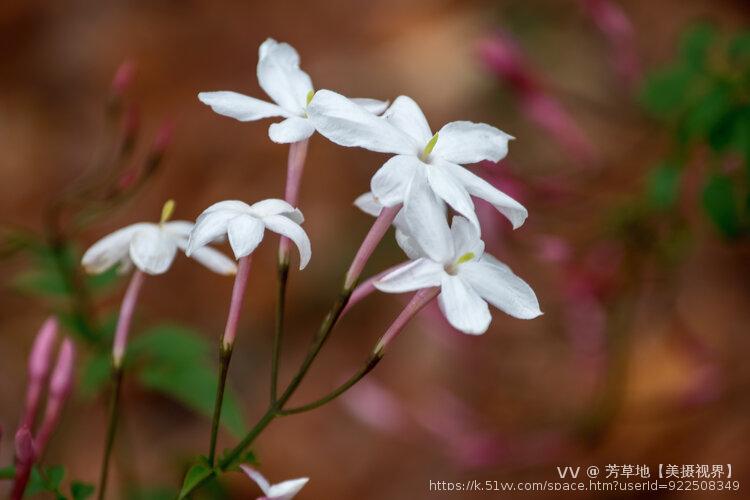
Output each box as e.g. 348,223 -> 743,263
240,465 -> 308,500
198,38 -> 388,144
375,215 -> 541,334
81,200 -> 237,276
308,91 -> 527,261
187,199 -> 311,269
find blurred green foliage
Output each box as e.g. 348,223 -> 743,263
642,25 -> 750,238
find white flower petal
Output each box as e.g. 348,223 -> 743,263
257,40 -> 313,115
351,98 -> 389,115
394,227 -> 424,260
441,161 -> 528,229
433,121 -> 513,164
198,91 -> 290,121
240,465 -> 272,495
129,226 -> 178,275
188,210 -> 235,255
174,238 -> 237,275
460,255 -> 542,319
81,223 -> 148,274
374,258 -> 443,293
163,221 -> 194,238
200,200 -> 252,215
401,174 -> 453,263
426,162 -> 479,229
262,215 -> 311,270
450,216 -> 484,259
438,274 -> 491,334
307,90 -> 418,155
354,192 -> 383,217
370,155 -> 419,206
382,95 -> 432,145
227,215 -> 265,259
248,199 -> 297,218
269,116 -> 316,143
267,478 -> 310,500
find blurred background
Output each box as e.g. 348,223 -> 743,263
1,0 -> 749,498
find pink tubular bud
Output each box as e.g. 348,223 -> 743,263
50,339 -> 76,398
152,119 -> 175,156
111,60 -> 136,97
28,317 -> 58,380
14,427 -> 36,465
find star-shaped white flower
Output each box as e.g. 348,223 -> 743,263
81,201 -> 237,276
308,91 -> 527,261
375,216 -> 541,334
240,465 -> 308,500
198,38 -> 388,144
187,199 -> 311,269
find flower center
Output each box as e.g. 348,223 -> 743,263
445,251 -> 475,275
160,199 -> 176,225
302,90 -> 315,118
419,132 -> 439,162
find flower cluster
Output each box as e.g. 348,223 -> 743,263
79,37 -> 542,497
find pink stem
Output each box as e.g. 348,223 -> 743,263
345,204 -> 401,290
10,427 -> 36,500
342,262 -> 407,317
34,339 -> 76,455
375,288 -> 439,354
279,139 -> 309,263
221,256 -> 252,350
112,270 -> 146,366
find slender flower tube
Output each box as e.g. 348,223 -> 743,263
221,256 -> 253,350
34,339 -> 76,454
344,204 -> 401,290
21,317 -> 58,429
112,270 -> 145,367
279,139 -> 310,263
10,427 -> 36,500
374,288 -> 440,354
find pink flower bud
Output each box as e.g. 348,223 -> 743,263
111,60 -> 136,97
28,317 -> 58,381
152,119 -> 175,156
14,427 -> 35,465
50,339 -> 76,398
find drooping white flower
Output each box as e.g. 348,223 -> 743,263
187,199 -> 311,269
308,91 -> 527,261
240,465 -> 308,500
81,201 -> 237,276
375,215 -> 541,334
198,38 -> 388,144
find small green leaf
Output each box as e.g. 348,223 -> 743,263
702,173 -> 741,237
0,465 -> 15,479
640,65 -> 694,118
126,487 -> 176,500
179,460 -> 214,499
647,163 -> 682,209
71,481 -> 95,500
13,269 -> 68,296
679,25 -> 715,70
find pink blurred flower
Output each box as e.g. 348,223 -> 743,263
22,317 -> 58,429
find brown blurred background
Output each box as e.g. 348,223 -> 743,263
1,0 -> 749,498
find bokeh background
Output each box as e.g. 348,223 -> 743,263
1,0 -> 749,498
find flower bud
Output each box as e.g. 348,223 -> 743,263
14,427 -> 36,465
28,317 -> 58,381
111,60 -> 136,98
50,339 -> 76,399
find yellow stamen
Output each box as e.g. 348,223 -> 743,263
306,90 -> 315,106
420,133 -> 439,161
160,199 -> 176,224
455,252 -> 475,265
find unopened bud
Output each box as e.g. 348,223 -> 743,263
14,427 -> 36,465
50,339 -> 76,399
111,60 -> 136,97
29,317 -> 58,381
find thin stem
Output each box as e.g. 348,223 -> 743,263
112,270 -> 146,366
97,366 -> 123,500
344,204 -> 401,289
208,346 -> 233,466
271,260 -> 290,404
280,354 -> 382,415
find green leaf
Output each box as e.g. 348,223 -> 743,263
640,65 -> 694,118
647,163 -> 682,209
13,269 -> 68,296
71,481 -> 95,500
220,449 -> 257,472
27,465 -> 66,497
138,361 -> 246,437
178,460 -> 214,500
126,487 -> 177,500
684,83 -> 732,139
80,351 -> 113,398
702,173 -> 741,237
87,266 -> 120,292
729,32 -> 750,67
679,25 -> 716,70
131,325 -> 246,437
0,465 -> 15,479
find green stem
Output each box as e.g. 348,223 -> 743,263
97,365 -> 123,500
271,259 -> 290,404
280,354 -> 382,415
208,346 -> 233,466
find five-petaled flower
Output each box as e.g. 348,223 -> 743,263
81,200 -> 237,276
240,465 -> 309,500
198,38 -> 388,144
308,91 -> 527,262
375,216 -> 541,334
187,199 -> 311,269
